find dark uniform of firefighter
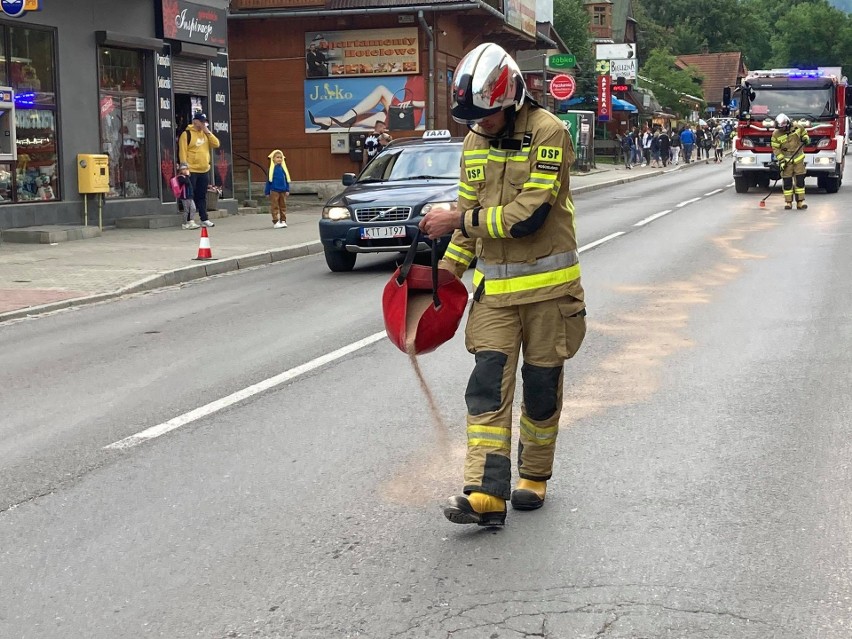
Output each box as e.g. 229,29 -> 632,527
419,43 -> 586,527
771,113 -> 810,210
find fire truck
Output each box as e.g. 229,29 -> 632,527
729,68 -> 852,193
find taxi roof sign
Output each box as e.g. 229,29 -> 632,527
422,129 -> 451,139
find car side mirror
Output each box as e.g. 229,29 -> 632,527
846,86 -> 852,116
342,173 -> 356,186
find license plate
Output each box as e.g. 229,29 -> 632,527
360,226 -> 406,239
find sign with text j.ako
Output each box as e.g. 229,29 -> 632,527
597,74 -> 611,122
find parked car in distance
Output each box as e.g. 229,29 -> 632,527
318,130 -> 463,272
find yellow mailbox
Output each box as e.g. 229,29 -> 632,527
77,154 -> 110,194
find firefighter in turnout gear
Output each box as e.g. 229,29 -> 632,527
771,113 -> 810,209
419,43 -> 586,527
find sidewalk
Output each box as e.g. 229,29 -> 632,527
0,160 -> 693,322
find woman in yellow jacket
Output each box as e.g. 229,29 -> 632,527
178,112 -> 221,227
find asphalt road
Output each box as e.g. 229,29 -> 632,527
2,160 -> 851,638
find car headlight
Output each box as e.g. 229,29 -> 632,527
421,201 -> 458,216
322,206 -> 351,220
738,156 -> 756,164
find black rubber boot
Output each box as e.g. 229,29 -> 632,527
443,494 -> 506,527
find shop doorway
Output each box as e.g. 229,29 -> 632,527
174,94 -> 206,148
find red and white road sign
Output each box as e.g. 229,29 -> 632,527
549,74 -> 576,101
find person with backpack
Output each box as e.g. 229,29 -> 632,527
171,163 -> 199,230
619,131 -> 633,169
178,112 -> 220,228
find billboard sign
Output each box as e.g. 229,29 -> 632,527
305,28 -> 419,78
596,43 -> 636,61
549,74 -> 576,100
506,0 -> 537,37
609,58 -> 637,80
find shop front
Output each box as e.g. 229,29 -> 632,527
0,0 -> 234,231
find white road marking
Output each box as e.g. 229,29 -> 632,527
704,188 -> 723,196
676,197 -> 701,208
634,210 -> 673,227
107,227 -> 642,451
104,332 -> 387,450
579,232 -> 624,252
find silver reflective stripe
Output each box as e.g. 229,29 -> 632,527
476,250 -> 579,280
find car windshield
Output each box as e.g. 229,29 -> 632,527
358,144 -> 462,183
745,88 -> 835,121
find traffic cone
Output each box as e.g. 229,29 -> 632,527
193,226 -> 214,260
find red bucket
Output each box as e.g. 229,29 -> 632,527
382,235 -> 468,355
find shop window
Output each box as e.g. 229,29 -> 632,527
98,47 -> 148,198
3,26 -> 59,203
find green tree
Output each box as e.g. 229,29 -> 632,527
639,48 -> 705,117
771,1 -> 852,72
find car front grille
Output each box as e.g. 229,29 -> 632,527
354,206 -> 413,223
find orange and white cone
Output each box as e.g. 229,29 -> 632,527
193,226 -> 214,260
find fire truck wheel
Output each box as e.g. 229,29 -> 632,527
734,176 -> 750,193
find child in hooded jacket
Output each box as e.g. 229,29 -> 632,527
265,150 -> 291,228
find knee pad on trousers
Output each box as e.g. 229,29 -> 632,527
521,362 -> 563,421
795,174 -> 805,188
782,177 -> 793,190
466,350 -> 508,415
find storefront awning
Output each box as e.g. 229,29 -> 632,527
562,95 -> 637,112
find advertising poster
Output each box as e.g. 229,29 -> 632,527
209,52 -> 233,199
304,75 -> 426,133
505,0 -> 537,37
304,28 -> 419,78
156,44 -> 176,203
160,0 -> 227,47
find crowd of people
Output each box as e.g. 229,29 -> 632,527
617,120 -> 734,169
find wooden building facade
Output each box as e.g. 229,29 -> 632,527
228,0 -> 559,184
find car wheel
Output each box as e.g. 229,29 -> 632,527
824,176 -> 840,193
324,247 -> 357,272
734,176 -> 749,193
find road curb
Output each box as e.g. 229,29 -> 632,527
0,241 -> 324,323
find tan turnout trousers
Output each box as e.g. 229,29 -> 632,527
463,296 -> 586,499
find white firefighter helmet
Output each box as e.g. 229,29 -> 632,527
775,113 -> 791,129
451,43 -> 526,123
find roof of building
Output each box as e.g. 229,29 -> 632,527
675,52 -> 748,105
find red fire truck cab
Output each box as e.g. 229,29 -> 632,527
730,68 -> 852,194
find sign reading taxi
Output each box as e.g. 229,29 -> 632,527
1,0 -> 40,16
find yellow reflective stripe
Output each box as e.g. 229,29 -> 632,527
793,153 -> 805,162
520,416 -> 558,445
523,172 -> 557,190
464,149 -> 489,159
508,153 -> 530,163
485,206 -> 506,238
467,424 -> 511,448
444,242 -> 475,265
473,263 -> 582,295
458,182 -> 478,200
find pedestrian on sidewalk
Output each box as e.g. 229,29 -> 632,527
419,42 -> 586,529
176,163 -> 200,230
658,129 -> 671,167
670,128 -> 682,165
680,125 -> 695,164
178,112 -> 220,228
265,150 -> 291,229
650,130 -> 662,168
618,131 -> 633,169
631,126 -> 643,166
641,126 -> 652,166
